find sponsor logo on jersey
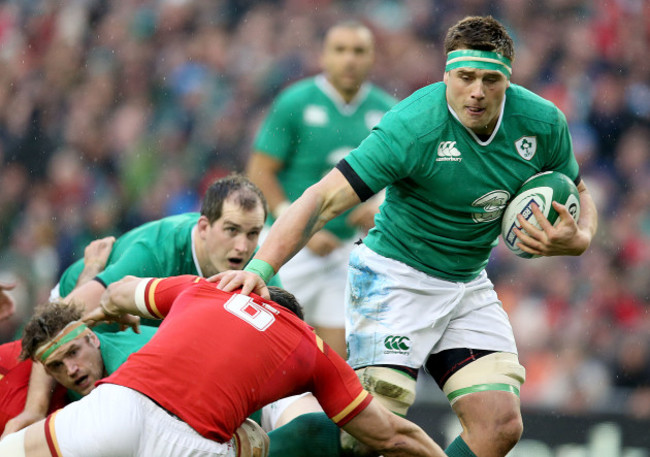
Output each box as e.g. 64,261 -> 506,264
471,190 -> 510,223
364,110 -> 385,130
384,335 -> 411,354
304,105 -> 328,126
436,141 -> 462,162
515,136 -> 537,160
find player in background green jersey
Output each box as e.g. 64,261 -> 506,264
218,16 -> 598,457
247,21 -> 396,358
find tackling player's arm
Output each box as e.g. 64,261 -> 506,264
215,167 -> 361,297
515,179 -> 597,257
84,275 -> 202,326
342,399 -> 446,457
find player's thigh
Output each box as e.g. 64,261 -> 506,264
345,244 -> 464,370
431,270 -> 518,354
139,400 -> 235,457
48,384 -> 143,457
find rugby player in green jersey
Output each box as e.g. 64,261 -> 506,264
5,174 -> 282,437
218,16 -> 598,457
247,21 -> 396,358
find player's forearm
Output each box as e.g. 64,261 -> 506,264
381,420 -> 445,457
100,276 -> 142,317
75,263 -> 103,288
23,363 -> 56,416
577,182 -> 598,240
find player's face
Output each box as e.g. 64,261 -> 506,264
321,26 -> 374,99
199,199 -> 265,277
43,333 -> 104,396
444,67 -> 509,136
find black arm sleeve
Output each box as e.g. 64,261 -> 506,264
335,159 -> 375,202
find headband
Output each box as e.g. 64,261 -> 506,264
35,321 -> 91,363
445,49 -> 512,79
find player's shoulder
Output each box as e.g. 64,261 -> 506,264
384,82 -> 448,136
505,84 -> 564,124
122,212 -> 198,245
274,77 -> 320,102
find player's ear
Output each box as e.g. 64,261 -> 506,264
443,71 -> 449,84
197,215 -> 211,238
88,332 -> 100,348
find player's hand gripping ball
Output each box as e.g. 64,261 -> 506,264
501,171 -> 581,258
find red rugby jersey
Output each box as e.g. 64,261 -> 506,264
101,275 -> 370,441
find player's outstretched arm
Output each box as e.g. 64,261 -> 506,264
342,399 -> 446,457
215,168 -> 361,295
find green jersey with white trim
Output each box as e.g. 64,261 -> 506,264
254,75 -> 396,240
58,213 -> 281,312
345,82 -> 579,282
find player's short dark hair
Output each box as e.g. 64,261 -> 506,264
20,301 -> 85,361
268,286 -> 304,321
444,16 -> 515,61
200,174 -> 268,224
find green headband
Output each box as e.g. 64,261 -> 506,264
446,49 -> 512,79
35,321 -> 90,363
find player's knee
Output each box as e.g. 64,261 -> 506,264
355,366 -> 417,416
0,428 -> 26,457
234,418 -> 270,457
487,412 -> 523,455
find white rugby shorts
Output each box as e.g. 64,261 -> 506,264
345,243 -> 517,370
49,384 -> 236,457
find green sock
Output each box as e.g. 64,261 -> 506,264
445,436 -> 478,457
268,412 -> 341,457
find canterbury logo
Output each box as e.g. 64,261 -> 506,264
384,335 -> 411,351
436,141 -> 462,162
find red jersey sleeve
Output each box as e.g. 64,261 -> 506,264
310,334 -> 372,427
136,275 -> 203,319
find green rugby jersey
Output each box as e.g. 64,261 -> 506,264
344,82 -> 579,282
59,213 -> 200,297
58,213 -> 281,318
254,75 -> 396,240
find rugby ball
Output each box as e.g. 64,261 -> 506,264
501,171 -> 580,258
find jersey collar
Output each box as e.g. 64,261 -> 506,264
191,225 -> 204,277
447,93 -> 507,146
315,74 -> 370,116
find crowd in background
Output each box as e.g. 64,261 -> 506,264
0,0 -> 648,418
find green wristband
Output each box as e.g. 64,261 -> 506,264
244,259 -> 275,284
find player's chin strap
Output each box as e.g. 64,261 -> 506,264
0,428 -> 26,457
234,418 -> 270,457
